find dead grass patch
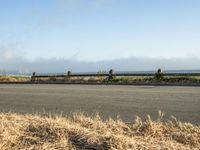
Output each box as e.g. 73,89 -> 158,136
0,76 -> 30,82
0,112 -> 199,150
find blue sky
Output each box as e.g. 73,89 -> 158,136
0,0 -> 200,72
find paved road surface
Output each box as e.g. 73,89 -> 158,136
0,84 -> 199,124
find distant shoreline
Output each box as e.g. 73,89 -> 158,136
1,69 -> 200,76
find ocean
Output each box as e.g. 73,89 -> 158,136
1,70 -> 200,76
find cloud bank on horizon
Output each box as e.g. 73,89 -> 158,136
0,0 -> 200,72
1,50 -> 200,73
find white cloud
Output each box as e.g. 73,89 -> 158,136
0,54 -> 200,73
2,50 -> 14,60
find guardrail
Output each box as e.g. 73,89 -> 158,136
31,69 -> 200,82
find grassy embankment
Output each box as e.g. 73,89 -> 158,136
108,76 -> 200,83
0,112 -> 199,150
0,76 -> 30,82
1,75 -> 200,84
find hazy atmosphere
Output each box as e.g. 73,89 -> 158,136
1,0 -> 200,73
1,1 -> 200,149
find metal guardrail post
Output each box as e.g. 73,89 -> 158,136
155,68 -> 164,80
31,72 -> 36,82
67,71 -> 71,80
68,71 -> 71,77
64,71 -> 72,81
109,69 -> 114,80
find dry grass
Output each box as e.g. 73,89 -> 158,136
0,76 -> 30,82
88,77 -> 107,82
64,77 -> 85,82
0,112 -> 199,150
111,76 -> 200,83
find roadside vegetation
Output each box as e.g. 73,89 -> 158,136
30,75 -> 200,84
107,76 -> 200,83
0,76 -> 30,82
0,112 -> 199,150
2,71 -> 200,84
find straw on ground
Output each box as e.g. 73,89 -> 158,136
0,112 -> 199,150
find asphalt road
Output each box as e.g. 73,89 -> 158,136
0,84 -> 199,124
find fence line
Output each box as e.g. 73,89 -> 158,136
31,69 -> 200,81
